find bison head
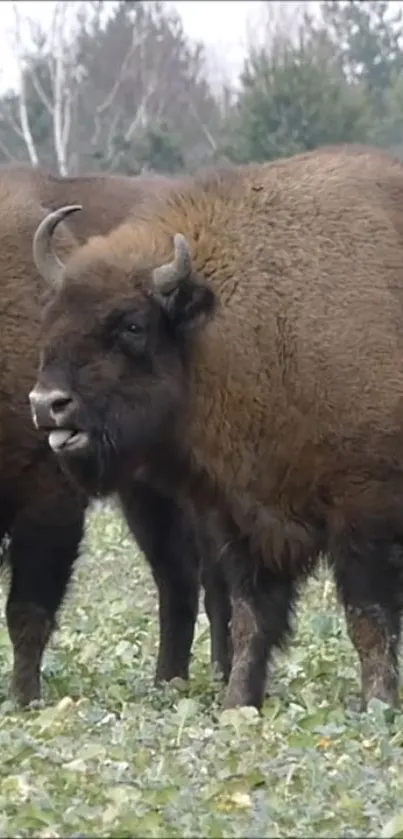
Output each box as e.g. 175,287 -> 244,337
29,205 -> 217,496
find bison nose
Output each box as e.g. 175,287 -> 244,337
29,385 -> 74,429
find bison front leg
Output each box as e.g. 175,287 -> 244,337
119,483 -> 200,683
194,510 -> 233,682
332,531 -> 402,710
153,560 -> 199,683
202,560 -> 232,682
7,491 -> 85,707
221,542 -> 298,711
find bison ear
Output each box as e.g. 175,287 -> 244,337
152,233 -> 216,331
160,275 -> 217,332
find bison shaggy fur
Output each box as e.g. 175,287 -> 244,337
30,144 -> 403,711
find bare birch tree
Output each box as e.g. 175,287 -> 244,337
0,0 -> 223,174
0,2 -> 90,172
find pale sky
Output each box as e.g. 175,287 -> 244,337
0,0 -> 266,93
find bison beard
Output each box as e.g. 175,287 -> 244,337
53,411 -> 132,498
31,145 -> 403,713
49,375 -> 184,498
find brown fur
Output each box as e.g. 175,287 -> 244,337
34,144 -> 403,710
0,163 -> 175,240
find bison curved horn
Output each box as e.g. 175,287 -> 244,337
33,204 -> 83,290
152,233 -> 192,294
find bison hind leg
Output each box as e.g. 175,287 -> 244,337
330,525 -> 402,710
6,493 -> 85,707
218,533 -> 303,712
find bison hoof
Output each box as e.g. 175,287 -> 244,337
360,687 -> 400,712
10,672 -> 41,708
211,661 -> 229,683
222,695 -> 262,713
222,683 -> 263,712
167,676 -> 189,692
154,673 -> 190,693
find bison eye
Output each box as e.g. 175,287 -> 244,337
124,323 -> 141,334
117,317 -> 147,359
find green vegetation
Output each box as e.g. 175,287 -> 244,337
0,503 -> 401,837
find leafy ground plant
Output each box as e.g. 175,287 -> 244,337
0,502 -> 401,838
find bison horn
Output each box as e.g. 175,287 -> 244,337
152,233 -> 192,294
33,204 -> 83,290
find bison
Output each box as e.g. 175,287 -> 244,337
0,163 -> 230,707
29,144 -> 403,713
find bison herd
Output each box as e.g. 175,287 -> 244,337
0,144 -> 402,716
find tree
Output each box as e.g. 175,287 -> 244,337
0,1 -> 94,173
221,11 -> 370,165
131,121 -> 185,174
74,0 -> 222,173
0,0 -> 223,175
319,1 -> 403,152
320,1 -> 403,109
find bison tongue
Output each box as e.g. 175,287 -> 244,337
48,429 -> 75,452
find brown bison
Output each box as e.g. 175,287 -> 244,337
29,144 -> 403,713
0,163 -> 230,707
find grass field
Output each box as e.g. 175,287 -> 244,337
0,503 -> 401,837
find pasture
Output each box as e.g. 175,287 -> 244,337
0,502 -> 401,837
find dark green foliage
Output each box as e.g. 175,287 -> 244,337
321,1 -> 403,107
218,1 -> 403,166
132,122 -> 185,174
220,21 -> 370,164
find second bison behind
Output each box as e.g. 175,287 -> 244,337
30,146 -> 403,711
